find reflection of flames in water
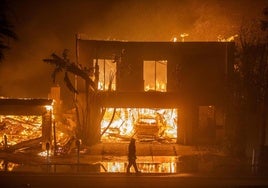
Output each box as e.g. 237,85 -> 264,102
0,115 -> 42,146
101,161 -> 176,173
0,160 -> 19,171
101,108 -> 177,142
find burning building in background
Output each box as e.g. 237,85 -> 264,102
76,39 -> 235,145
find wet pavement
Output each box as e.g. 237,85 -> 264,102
1,142 -> 268,187
0,142 -> 253,175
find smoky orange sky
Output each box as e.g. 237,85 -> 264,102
0,0 -> 267,106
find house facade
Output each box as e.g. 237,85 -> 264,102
77,40 -> 235,145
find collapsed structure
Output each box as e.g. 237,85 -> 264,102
0,98 -> 53,148
76,40 -> 235,145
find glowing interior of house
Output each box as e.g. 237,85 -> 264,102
143,60 -> 167,92
100,108 -> 177,142
94,57 -> 175,142
77,40 -> 234,145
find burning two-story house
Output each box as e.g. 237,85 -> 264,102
76,39 -> 235,145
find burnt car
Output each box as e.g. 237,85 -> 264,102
134,115 -> 159,140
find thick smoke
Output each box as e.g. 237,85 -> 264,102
0,0 -> 266,104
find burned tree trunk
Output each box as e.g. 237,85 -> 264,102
87,93 -> 101,145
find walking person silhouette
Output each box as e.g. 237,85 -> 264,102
126,138 -> 141,174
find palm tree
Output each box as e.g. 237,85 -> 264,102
44,51 -> 103,145
0,0 -> 17,61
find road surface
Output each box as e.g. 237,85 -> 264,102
1,172 -> 268,188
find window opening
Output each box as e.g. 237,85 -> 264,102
144,60 -> 167,92
94,59 -> 116,91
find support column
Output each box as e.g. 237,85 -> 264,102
177,104 -> 198,145
42,110 -> 52,148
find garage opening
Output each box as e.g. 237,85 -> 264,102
100,108 -> 177,143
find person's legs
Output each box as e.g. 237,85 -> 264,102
127,161 -> 133,173
133,160 -> 140,173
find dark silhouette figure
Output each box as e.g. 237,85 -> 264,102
127,138 -> 140,173
3,134 -> 7,150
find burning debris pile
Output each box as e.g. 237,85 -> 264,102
0,115 -> 42,146
0,111 -> 76,154
53,110 -> 77,152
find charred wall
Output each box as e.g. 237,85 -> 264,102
0,98 -> 53,115
78,40 -> 234,106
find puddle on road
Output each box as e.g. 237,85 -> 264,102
0,161 -> 178,173
0,156 -> 198,173
102,161 -> 177,173
0,155 -> 251,174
